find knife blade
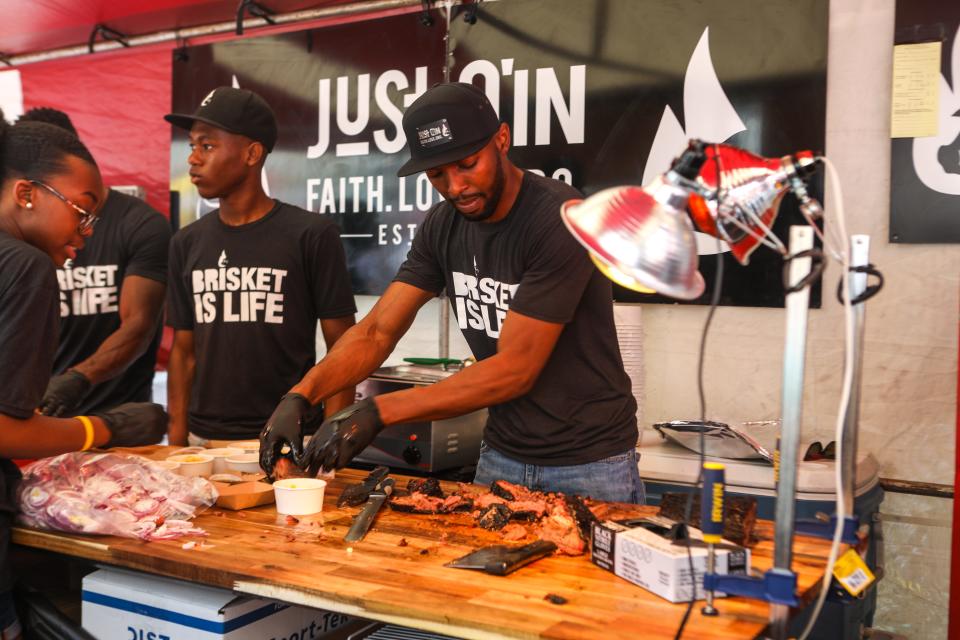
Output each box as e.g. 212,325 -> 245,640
344,478 -> 395,542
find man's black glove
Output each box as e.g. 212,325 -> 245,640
39,370 -> 91,417
92,402 -> 167,448
301,398 -> 384,477
259,393 -> 310,478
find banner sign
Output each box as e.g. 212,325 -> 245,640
170,0 -> 827,306
890,1 -> 960,243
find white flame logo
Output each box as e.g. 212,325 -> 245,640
641,27 -> 746,256
912,26 -> 960,195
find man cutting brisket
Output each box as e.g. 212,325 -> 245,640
260,82 -> 643,503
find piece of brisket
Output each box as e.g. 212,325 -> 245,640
386,478 -> 597,556
537,501 -> 586,555
657,492 -> 757,546
564,494 -> 599,542
477,503 -> 512,530
388,492 -> 447,514
500,523 -> 529,541
407,478 -> 445,498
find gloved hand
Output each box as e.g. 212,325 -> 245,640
301,398 -> 384,477
259,393 -> 310,478
92,403 -> 167,448
38,370 -> 91,417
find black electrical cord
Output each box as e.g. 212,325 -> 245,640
672,243 -> 724,640
674,148 -> 725,640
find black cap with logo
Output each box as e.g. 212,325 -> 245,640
396,82 -> 500,177
165,87 -> 278,152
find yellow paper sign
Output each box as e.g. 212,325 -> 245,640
891,42 -> 941,138
832,548 -> 875,597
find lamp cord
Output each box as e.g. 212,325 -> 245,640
674,146 -> 727,640
796,156 -> 855,640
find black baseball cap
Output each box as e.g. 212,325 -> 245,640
397,82 -> 500,177
165,87 -> 278,152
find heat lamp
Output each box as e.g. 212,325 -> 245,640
561,139 -> 877,640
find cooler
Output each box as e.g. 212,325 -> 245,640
638,439 -> 884,640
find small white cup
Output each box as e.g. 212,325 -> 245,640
167,454 -> 214,477
170,446 -> 205,456
152,460 -> 181,472
273,478 -> 327,516
231,440 -> 261,453
203,448 -> 244,474
225,453 -> 261,474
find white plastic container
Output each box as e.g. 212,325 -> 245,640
170,446 -> 206,457
225,453 -> 261,474
273,478 -> 327,516
152,460 -> 181,472
167,454 -> 214,477
204,448 -> 244,474
82,567 -> 360,639
231,440 -> 261,453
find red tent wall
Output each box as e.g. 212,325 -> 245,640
18,45 -> 173,217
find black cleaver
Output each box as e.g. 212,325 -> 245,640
337,465 -> 390,508
445,540 -> 558,576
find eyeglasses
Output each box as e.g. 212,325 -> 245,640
28,179 -> 98,233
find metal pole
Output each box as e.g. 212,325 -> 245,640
769,225 -> 814,639
840,235 -> 870,517
437,0 -> 454,359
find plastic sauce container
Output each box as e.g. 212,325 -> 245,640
273,478 -> 327,515
166,454 -> 214,477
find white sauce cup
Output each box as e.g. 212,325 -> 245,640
166,454 -> 214,477
203,448 -> 244,474
273,478 -> 327,516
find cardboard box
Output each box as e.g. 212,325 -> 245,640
591,520 -> 750,603
214,480 -> 275,510
82,568 -> 358,640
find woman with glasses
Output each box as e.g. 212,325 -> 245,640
0,112 -> 167,639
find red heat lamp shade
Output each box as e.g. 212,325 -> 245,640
690,145 -> 817,265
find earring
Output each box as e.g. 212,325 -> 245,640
25,202 -> 32,209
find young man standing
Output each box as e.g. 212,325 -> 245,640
164,87 -> 356,446
19,108 -> 172,418
261,83 -> 642,502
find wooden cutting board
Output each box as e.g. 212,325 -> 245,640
13,448 -> 840,640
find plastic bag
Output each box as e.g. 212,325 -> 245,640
17,452 -> 218,540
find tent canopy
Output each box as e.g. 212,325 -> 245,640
0,0 -> 353,58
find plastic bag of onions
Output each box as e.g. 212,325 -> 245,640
17,452 -> 218,540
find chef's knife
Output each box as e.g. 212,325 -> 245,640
344,478 -> 395,542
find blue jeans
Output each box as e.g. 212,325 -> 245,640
473,443 -> 646,504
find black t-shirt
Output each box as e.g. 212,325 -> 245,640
0,230 -> 59,592
53,189 -> 171,413
166,201 -> 357,440
395,172 -> 638,466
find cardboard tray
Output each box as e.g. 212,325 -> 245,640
213,480 -> 275,510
